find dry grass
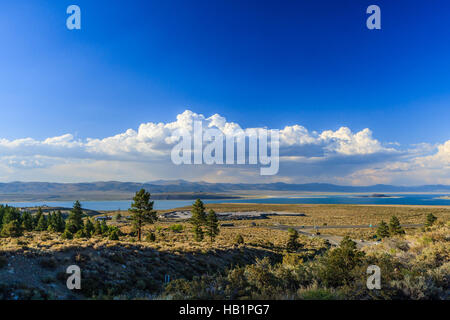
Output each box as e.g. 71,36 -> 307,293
160,204 -> 449,240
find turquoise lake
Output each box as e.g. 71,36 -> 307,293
2,194 -> 449,211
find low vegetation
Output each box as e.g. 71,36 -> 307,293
0,193 -> 448,300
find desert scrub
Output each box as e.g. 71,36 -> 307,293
169,224 -> 184,233
297,285 -> 343,300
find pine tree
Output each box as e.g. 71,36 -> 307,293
93,219 -> 102,235
66,201 -> 84,233
286,228 -> 299,252
320,236 -> 365,287
74,229 -> 87,239
47,212 -> 57,232
109,229 -> 119,240
21,211 -> 34,231
0,206 -> 5,230
33,207 -> 43,229
389,215 -> 405,236
1,220 -> 23,237
190,199 -> 206,242
61,229 -> 73,240
100,220 -> 108,235
55,211 -> 65,232
193,225 -> 204,242
84,218 -> 95,238
36,214 -> 48,231
425,213 -> 437,227
376,220 -> 390,238
128,189 -> 157,241
205,209 -> 219,242
1,207 -> 23,237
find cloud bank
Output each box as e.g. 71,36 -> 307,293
0,110 -> 448,185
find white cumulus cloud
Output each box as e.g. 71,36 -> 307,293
0,109 -> 447,184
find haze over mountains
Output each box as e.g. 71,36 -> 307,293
0,180 -> 449,201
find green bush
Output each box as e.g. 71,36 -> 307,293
1,220 -> 23,237
145,232 -> 156,242
298,287 -> 342,300
74,230 -> 87,239
109,229 -> 119,241
170,224 -> 183,233
61,230 -> 73,240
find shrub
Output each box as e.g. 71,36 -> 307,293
318,236 -> 365,287
109,229 -> 119,241
170,224 -> 183,233
74,230 -> 87,239
61,230 -> 73,240
425,213 -> 437,227
1,220 -> 23,237
282,253 -> 303,266
298,286 -> 342,300
235,234 -> 244,245
145,232 -> 156,242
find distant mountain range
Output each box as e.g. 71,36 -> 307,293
0,180 -> 449,202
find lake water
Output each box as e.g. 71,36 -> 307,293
2,194 -> 449,211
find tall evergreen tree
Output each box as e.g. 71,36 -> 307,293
34,207 -> 43,229
286,228 -> 299,252
66,201 -> 84,233
55,211 -> 66,232
36,214 -> 48,231
320,236 -> 365,287
192,225 -> 204,242
21,211 -> 34,231
205,209 -> 219,242
0,206 -> 5,230
190,199 -> 206,242
100,220 -> 108,235
376,220 -> 390,238
2,207 -> 21,225
1,206 -> 23,237
1,220 -> 23,237
93,219 -> 102,235
47,212 -> 57,232
84,218 -> 95,237
128,189 -> 157,241
389,216 -> 405,235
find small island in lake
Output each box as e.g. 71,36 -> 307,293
357,193 -> 393,198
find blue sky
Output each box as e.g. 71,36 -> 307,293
0,0 -> 449,184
